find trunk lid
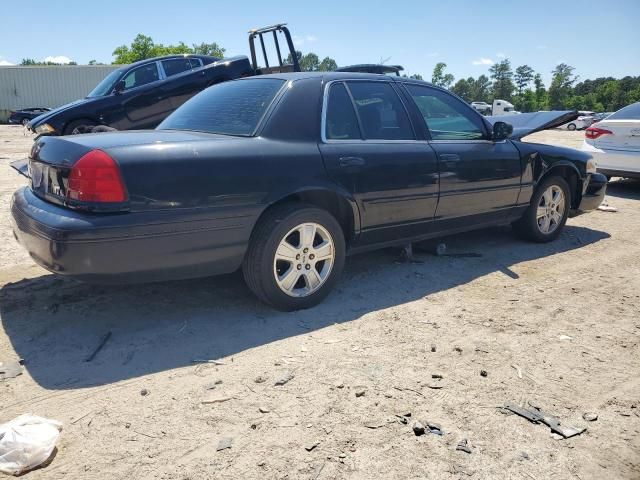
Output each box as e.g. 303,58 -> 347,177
21,130 -> 233,210
486,110 -> 579,140
592,119 -> 640,152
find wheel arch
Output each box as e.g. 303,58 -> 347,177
537,161 -> 582,209
62,117 -> 101,135
259,187 -> 361,247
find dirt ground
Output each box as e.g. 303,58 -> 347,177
0,125 -> 638,479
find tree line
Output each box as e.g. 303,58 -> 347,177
20,35 -> 640,112
437,60 -> 640,112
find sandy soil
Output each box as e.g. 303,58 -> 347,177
0,125 -> 638,479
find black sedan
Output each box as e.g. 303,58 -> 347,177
10,73 -> 607,310
8,107 -> 51,126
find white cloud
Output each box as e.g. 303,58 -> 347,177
496,52 -> 507,59
0,60 -> 14,66
425,52 -> 439,58
292,35 -> 318,47
44,55 -> 72,64
472,57 -> 494,66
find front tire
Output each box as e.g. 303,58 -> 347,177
64,119 -> 97,135
243,203 -> 345,311
567,123 -> 577,131
21,118 -> 29,127
512,175 -> 570,243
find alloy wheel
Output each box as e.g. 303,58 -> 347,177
536,185 -> 565,234
273,222 -> 335,297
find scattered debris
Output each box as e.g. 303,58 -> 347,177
274,372 -> 295,386
426,377 -> 445,389
364,420 -> 391,429
140,388 -> 149,396
84,331 -> 112,362
0,359 -> 24,381
201,396 -> 233,404
412,421 -> 426,436
597,202 -> 618,212
456,438 -> 472,454
583,412 -> 598,422
480,370 -> 488,377
431,374 -> 443,379
426,421 -> 444,436
192,359 -> 226,365
259,407 -> 270,414
399,243 -> 424,263
454,346 -> 463,354
520,451 -> 530,460
305,441 -> 320,452
558,335 -> 573,341
430,345 -> 437,353
254,376 -> 267,383
0,414 -> 63,475
216,437 -> 233,451
512,364 -> 523,379
355,389 -> 366,397
335,382 -> 345,389
203,382 -> 218,390
503,402 -> 586,439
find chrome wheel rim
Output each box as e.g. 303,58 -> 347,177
537,185 -> 565,234
273,222 -> 335,297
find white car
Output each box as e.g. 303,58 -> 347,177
581,102 -> 640,179
470,101 -> 491,114
559,112 -> 595,131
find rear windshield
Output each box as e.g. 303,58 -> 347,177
607,102 -> 640,120
159,79 -> 286,136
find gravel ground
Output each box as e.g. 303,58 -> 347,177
0,125 -> 638,479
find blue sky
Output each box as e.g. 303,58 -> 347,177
2,0 -> 639,86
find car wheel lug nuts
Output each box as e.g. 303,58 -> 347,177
297,264 -> 302,270
305,264 -> 310,270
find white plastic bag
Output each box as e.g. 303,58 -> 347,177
0,414 -> 62,475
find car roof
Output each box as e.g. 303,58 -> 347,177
249,71 -> 435,87
124,54 -> 218,69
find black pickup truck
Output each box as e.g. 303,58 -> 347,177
28,24 -> 300,136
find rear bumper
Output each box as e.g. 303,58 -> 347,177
574,172 -> 607,214
581,140 -> 640,178
10,187 -> 252,283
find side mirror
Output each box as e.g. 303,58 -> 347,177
492,121 -> 513,141
113,80 -> 125,95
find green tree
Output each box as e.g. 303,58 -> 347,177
489,59 -> 515,100
286,50 -> 337,72
408,73 -> 423,80
548,63 -> 577,109
431,62 -> 454,89
318,57 -> 338,72
533,74 -> 548,110
451,78 -> 472,101
192,42 -> 225,58
514,65 -> 534,95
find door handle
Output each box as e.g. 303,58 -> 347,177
338,156 -> 366,167
439,154 -> 461,161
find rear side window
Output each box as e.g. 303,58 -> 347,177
325,83 -> 361,140
162,58 -> 192,77
607,102 -> 640,120
406,84 -> 486,140
122,63 -> 159,90
159,78 -> 285,136
189,58 -> 203,69
346,82 -> 414,140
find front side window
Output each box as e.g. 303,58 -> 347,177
122,63 -> 160,90
406,84 -> 486,140
162,58 -> 192,77
346,82 -> 414,140
325,83 -> 361,140
159,78 -> 285,136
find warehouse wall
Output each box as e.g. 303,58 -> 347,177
0,65 -> 121,122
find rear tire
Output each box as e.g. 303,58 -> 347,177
512,175 -> 570,243
243,203 -> 345,311
567,123 -> 577,131
63,119 -> 97,135
21,118 -> 29,127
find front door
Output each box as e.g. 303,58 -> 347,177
401,83 -> 523,230
318,80 -> 439,244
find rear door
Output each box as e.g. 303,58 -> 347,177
318,80 -> 439,244
116,62 -> 174,129
401,83 -> 522,229
160,57 -> 207,109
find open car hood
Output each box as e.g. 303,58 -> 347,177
486,110 -> 579,140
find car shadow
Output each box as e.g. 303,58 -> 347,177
0,225 -> 609,390
605,178 -> 640,200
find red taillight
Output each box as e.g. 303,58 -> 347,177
585,127 -> 613,140
67,149 -> 127,203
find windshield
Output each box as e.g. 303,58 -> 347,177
607,102 -> 640,120
159,78 -> 286,136
87,69 -> 124,98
